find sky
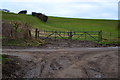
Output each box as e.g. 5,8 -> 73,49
0,0 -> 119,20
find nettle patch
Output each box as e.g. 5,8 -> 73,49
2,21 -> 32,39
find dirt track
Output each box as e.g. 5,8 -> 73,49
2,47 -> 118,78
2,39 -> 119,49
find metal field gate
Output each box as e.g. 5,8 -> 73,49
33,29 -> 102,42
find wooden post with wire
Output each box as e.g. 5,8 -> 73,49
28,30 -> 31,38
98,30 -> 102,42
35,28 -> 38,39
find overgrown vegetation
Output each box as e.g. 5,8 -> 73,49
2,38 -> 44,46
2,18 -> 45,46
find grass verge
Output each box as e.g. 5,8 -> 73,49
2,38 -> 45,47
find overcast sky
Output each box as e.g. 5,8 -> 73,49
1,0 -> 119,20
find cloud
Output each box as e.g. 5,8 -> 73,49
1,0 -> 119,3
1,0 -> 119,19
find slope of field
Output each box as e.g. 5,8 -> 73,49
2,12 -> 119,41
48,17 -> 118,32
2,12 -> 118,32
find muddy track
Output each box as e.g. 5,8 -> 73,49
2,47 -> 118,78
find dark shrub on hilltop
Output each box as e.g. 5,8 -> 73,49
18,10 -> 27,14
32,12 -> 48,22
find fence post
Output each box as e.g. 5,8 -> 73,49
68,31 -> 73,39
35,28 -> 38,39
98,30 -> 102,42
29,30 -> 31,38
85,32 -> 86,40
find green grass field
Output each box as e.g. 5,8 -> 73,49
2,12 -> 119,43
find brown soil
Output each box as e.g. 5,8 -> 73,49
2,47 -> 118,78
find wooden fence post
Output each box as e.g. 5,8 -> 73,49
29,30 -> 31,38
85,32 -> 86,40
98,30 -> 102,42
35,28 -> 38,39
68,31 -> 73,39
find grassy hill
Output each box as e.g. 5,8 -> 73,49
2,12 -> 119,43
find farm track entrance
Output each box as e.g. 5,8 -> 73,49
33,28 -> 102,42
